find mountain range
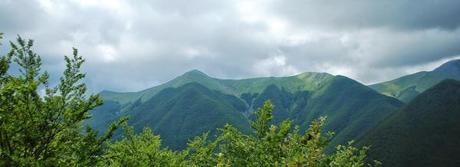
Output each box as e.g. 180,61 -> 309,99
87,59 -> 460,165
88,70 -> 403,150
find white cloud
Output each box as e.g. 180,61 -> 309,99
253,53 -> 299,76
96,44 -> 118,63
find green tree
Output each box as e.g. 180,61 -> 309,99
0,35 -> 123,166
98,124 -> 186,167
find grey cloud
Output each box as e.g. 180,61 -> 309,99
273,0 -> 460,30
355,29 -> 460,67
1,0 -> 460,92
0,0 -> 44,32
143,0 -> 230,16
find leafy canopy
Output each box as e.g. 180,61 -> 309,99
0,35 -> 125,166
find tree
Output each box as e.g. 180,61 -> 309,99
0,35 -> 124,166
188,100 -> 373,166
97,124 -> 186,166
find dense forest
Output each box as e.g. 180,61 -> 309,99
0,34 -> 373,166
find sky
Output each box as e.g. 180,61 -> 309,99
1,0 -> 460,92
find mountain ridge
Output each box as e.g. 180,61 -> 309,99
100,70 -> 336,105
370,59 -> 460,102
103,59 -> 460,105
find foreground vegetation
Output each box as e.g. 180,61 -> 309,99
0,34 -> 375,166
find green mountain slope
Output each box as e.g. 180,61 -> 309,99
130,83 -> 250,149
370,59 -> 460,102
306,76 -> 403,147
248,76 -> 403,147
94,83 -> 250,149
360,79 -> 460,167
89,70 -> 402,149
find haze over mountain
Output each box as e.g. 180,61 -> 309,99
88,69 -> 402,149
360,79 -> 460,167
370,59 -> 460,102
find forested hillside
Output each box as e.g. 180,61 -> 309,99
360,79 -> 460,167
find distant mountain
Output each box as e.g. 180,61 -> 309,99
100,70 -> 335,105
88,70 -> 402,149
359,79 -> 460,167
370,59 -> 460,102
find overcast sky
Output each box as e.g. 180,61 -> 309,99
1,0 -> 460,92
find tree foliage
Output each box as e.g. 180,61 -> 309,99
0,34 -> 374,166
97,124 -> 186,166
0,35 -> 124,166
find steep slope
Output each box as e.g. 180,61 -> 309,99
93,83 -> 250,150
248,76 -> 403,147
89,70 -> 402,149
306,76 -> 403,147
360,79 -> 460,167
370,59 -> 460,102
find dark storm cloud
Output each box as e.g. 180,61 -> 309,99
273,0 -> 460,30
1,0 -> 460,91
368,29 -> 460,67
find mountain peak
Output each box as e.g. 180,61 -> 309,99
296,71 -> 333,77
295,72 -> 334,82
182,69 -> 209,78
433,59 -> 460,74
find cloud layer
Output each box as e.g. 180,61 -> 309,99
1,0 -> 460,92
